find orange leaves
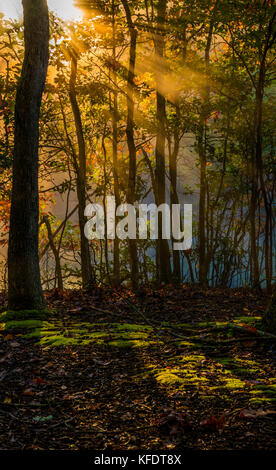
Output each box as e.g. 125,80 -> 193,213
0,200 -> 11,209
240,323 -> 258,334
23,389 -> 35,397
32,376 -> 49,385
4,334 -> 14,341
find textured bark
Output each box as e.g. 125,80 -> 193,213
198,12 -> 215,287
43,216 -> 63,291
253,12 -> 276,293
154,0 -> 171,284
69,54 -> 95,289
8,0 -> 49,310
168,105 -> 181,282
263,290 -> 276,334
121,0 -> 139,290
111,0 -> 120,286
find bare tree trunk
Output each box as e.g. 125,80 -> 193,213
69,53 -> 94,289
254,56 -> 273,294
198,11 -> 216,287
111,0 -> 120,286
168,104 -> 181,282
43,216 -> 63,291
263,289 -> 276,333
154,0 -> 171,284
8,0 -> 49,310
121,0 -> 139,290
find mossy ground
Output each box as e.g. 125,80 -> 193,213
2,313 -> 274,405
0,288 -> 275,450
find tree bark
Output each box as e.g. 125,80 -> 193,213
154,0 -> 171,284
111,0 -> 120,286
263,289 -> 276,333
168,104 -> 181,282
43,215 -> 63,291
198,10 -> 216,287
121,0 -> 139,290
8,0 -> 49,310
69,53 -> 95,289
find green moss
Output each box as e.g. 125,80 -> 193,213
22,321 -> 157,349
179,354 -> 206,363
40,335 -> 78,346
221,377 -> 245,389
0,309 -> 50,322
5,319 -> 44,329
155,370 -> 184,385
114,323 -> 153,332
234,316 -> 261,325
253,384 -> 276,394
107,339 -> 133,348
249,397 -> 276,405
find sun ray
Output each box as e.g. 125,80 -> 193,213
0,0 -> 81,21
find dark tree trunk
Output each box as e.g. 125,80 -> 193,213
69,54 -> 95,289
154,0 -> 171,284
121,0 -> 139,290
168,105 -> 181,282
263,290 -> 276,333
253,30 -> 275,293
198,12 -> 215,287
43,215 -> 63,292
111,0 -> 120,286
8,0 -> 49,311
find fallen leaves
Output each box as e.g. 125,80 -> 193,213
3,397 -> 12,404
23,389 -> 35,397
32,376 -> 48,385
157,410 -> 192,436
239,408 -> 276,419
200,414 -> 225,434
4,334 -> 13,341
0,287 -> 274,451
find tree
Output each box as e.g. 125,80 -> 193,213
121,0 -> 139,290
68,50 -> 95,289
8,0 -> 49,310
154,0 -> 172,284
263,289 -> 276,334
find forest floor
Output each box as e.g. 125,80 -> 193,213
0,286 -> 275,451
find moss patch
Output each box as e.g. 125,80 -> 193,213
20,321 -> 160,349
5,319 -> 44,330
0,309 -> 50,322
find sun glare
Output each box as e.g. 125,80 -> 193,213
0,0 -> 81,21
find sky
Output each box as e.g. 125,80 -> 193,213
0,0 -> 81,21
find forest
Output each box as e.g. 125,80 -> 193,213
0,0 -> 275,453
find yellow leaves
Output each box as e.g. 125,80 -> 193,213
3,397 -> 12,404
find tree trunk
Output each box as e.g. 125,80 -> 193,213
154,0 -> 171,284
198,12 -> 215,287
263,290 -> 276,333
8,0 -> 49,311
111,0 -> 120,286
254,58 -> 272,293
69,53 -> 95,289
168,105 -> 181,282
121,0 -> 139,290
43,216 -> 63,292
